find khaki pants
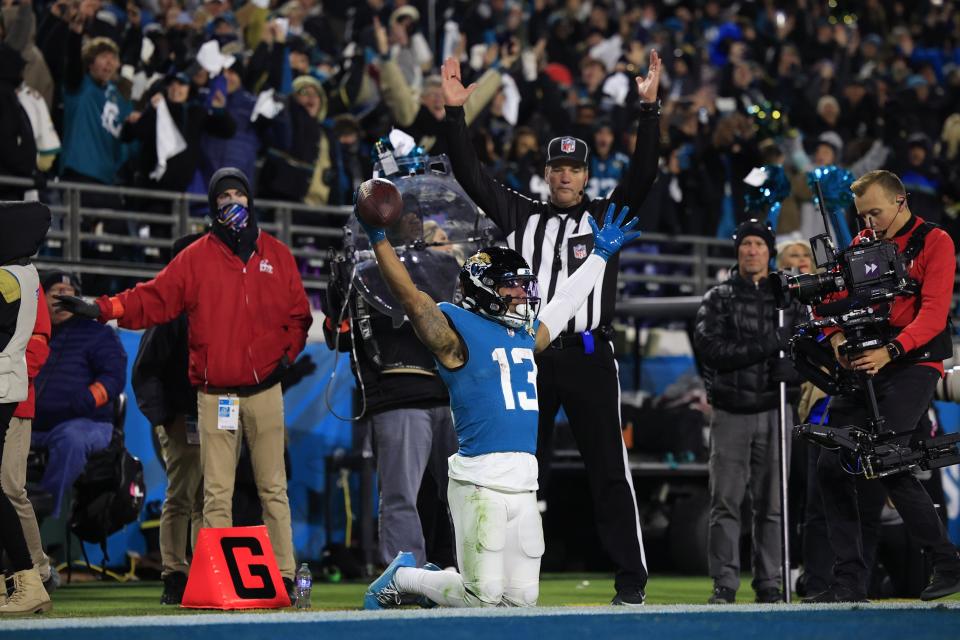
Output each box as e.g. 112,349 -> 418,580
1,418 -> 51,579
156,415 -> 204,578
197,384 -> 294,578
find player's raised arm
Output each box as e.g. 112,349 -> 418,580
534,203 -> 640,352
357,210 -> 466,369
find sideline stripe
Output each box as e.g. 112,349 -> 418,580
3,603 -> 958,640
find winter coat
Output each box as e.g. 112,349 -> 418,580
34,317 -> 127,432
694,268 -> 802,413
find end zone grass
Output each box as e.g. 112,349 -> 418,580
40,574 -> 960,618
46,574 -> 704,617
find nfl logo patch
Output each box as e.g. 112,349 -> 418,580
573,244 -> 587,259
560,137 -> 576,154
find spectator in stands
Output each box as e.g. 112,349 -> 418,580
200,56 -> 260,192
374,16 -> 503,156
32,270 -> 126,520
55,168 -> 312,603
2,284 -> 57,594
0,44 -> 37,201
259,74 -> 344,205
122,73 -> 236,194
59,22 -> 133,190
694,219 -> 802,604
586,120 -> 630,200
131,233 -> 204,606
887,133 -> 944,225
1,0 -> 54,110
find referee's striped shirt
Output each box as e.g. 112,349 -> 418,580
443,104 -> 661,335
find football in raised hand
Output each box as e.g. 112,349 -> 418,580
356,178 -> 403,229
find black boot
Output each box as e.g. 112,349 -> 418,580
160,571 -> 188,605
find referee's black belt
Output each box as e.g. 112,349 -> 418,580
549,325 -> 614,350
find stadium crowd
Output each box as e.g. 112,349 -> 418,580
0,0 -> 959,265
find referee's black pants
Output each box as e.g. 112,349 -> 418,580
818,365 -> 960,597
535,338 -> 648,592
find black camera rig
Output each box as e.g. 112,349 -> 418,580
769,182 -> 960,479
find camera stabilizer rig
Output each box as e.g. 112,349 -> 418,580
769,182 -> 960,479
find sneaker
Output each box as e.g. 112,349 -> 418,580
283,577 -> 297,606
363,551 -> 415,610
611,586 -> 645,606
42,567 -> 60,595
755,587 -> 782,603
708,585 -> 736,604
920,567 -> 960,601
160,571 -> 188,605
415,563 -> 442,609
801,584 -> 868,603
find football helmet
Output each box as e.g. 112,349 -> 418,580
459,247 -> 540,330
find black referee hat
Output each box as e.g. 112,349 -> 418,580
546,136 -> 589,167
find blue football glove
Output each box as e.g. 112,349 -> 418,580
354,206 -> 387,245
588,203 -> 641,261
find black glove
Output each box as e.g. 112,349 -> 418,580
771,357 -> 798,383
54,294 -> 101,320
766,326 -> 792,355
280,354 -> 318,392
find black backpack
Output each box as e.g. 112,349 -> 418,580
69,431 -> 146,565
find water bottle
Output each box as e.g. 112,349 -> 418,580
295,562 -> 312,609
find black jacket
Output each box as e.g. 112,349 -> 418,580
694,268 -> 802,413
131,314 -> 195,426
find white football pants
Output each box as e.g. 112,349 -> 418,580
394,478 -> 544,607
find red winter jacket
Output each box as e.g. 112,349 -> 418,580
14,286 -> 51,420
97,232 -> 312,389
822,215 -> 955,375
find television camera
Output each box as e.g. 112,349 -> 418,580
767,183 -> 960,479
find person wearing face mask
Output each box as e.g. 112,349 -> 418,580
54,168 -> 313,604
441,52 -> 662,606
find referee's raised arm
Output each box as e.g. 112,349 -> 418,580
441,57 -> 532,233
595,50 -> 663,222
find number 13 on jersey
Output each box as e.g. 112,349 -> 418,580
492,347 -> 538,411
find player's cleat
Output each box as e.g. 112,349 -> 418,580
417,563 -> 443,609
754,587 -> 782,603
920,567 -> 960,601
707,585 -> 736,604
801,584 -> 867,603
611,586 -> 645,606
363,551 -> 416,610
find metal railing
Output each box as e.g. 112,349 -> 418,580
4,175 -> 958,318
1,175 -> 353,290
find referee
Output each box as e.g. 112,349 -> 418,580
440,52 -> 662,605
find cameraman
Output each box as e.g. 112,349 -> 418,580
694,219 -> 803,604
811,170 -> 960,602
323,254 -> 457,569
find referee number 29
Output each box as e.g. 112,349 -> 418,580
492,347 -> 538,411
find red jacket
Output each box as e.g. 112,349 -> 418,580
823,215 -> 955,374
97,232 -> 312,389
14,286 -> 51,420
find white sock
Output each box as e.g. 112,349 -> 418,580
394,567 -> 469,608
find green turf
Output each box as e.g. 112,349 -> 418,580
43,574 -> 705,617
38,574 -> 960,618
